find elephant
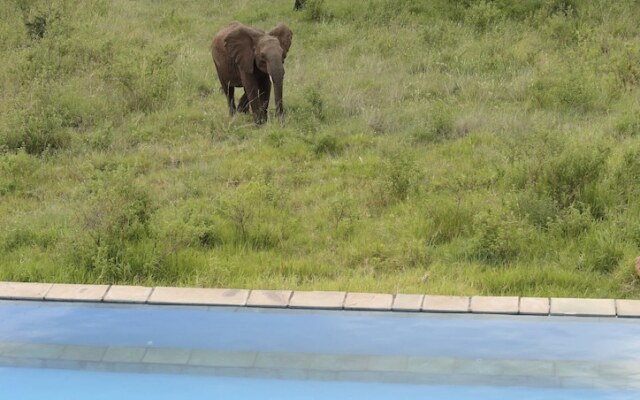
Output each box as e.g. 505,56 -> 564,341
211,22 -> 293,124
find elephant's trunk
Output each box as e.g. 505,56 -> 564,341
268,62 -> 285,118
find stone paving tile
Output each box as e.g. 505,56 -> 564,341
367,355 -> 409,372
43,359 -> 82,370
470,296 -> 519,314
498,360 -> 555,376
519,297 -> 550,315
307,370 -> 340,381
0,342 -> 23,356
254,352 -> 315,369
0,282 -> 52,300
103,285 -> 152,303
616,300 -> 640,318
560,377 -> 596,388
145,363 -> 185,374
188,350 -> 257,368
60,345 -> 106,362
422,295 -> 470,313
44,284 -> 109,302
102,347 -> 147,363
391,294 -> 424,312
599,361 -> 640,379
309,354 -> 370,371
406,357 -> 456,374
555,361 -> 600,377
454,358 -> 505,375
288,291 -> 346,310
3,343 -> 65,359
0,356 -> 44,368
344,293 -> 393,311
550,298 -> 616,317
246,290 -> 291,308
147,287 -> 249,306
142,348 -> 191,364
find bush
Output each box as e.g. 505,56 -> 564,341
612,44 -> 640,91
2,101 -> 71,155
414,101 -> 457,142
0,150 -> 40,195
381,152 -> 420,202
314,133 -> 344,156
614,110 -> 640,138
578,229 -> 624,274
73,173 -> 158,282
419,199 -> 474,244
301,0 -> 333,23
106,46 -> 177,113
538,142 -> 609,214
514,191 -> 558,229
528,70 -> 601,113
466,1 -> 503,32
215,180 -> 289,250
470,209 -> 537,265
304,85 -> 325,121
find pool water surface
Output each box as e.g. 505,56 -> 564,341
0,300 -> 639,399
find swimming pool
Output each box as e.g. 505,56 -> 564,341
1,300 -> 639,399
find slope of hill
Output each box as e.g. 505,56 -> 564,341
1,0 -> 639,298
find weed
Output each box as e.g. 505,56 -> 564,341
578,228 -> 625,274
538,142 -> 609,214
314,134 -> 344,156
301,0 -> 333,23
471,210 -> 534,265
614,110 -> 640,138
381,152 -> 420,202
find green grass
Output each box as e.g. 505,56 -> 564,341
1,0 -> 640,298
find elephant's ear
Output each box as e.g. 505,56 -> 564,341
224,25 -> 261,74
269,23 -> 293,59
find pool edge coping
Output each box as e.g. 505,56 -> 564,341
1,282 -> 639,318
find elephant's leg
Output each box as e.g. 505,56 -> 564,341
241,73 -> 265,124
221,82 -> 236,116
237,93 -> 250,114
258,79 -> 272,117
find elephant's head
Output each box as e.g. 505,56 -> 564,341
224,23 -> 293,117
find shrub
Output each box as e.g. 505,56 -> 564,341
216,181 -> 289,250
106,46 -> 177,113
577,229 -> 624,274
611,146 -> 640,204
548,206 -> 593,238
2,101 -> 71,155
304,85 -> 325,121
301,0 -> 333,23
0,150 -> 40,195
414,101 -> 457,142
538,142 -> 609,214
614,110 -> 640,138
466,1 -> 502,32
419,199 -> 474,244
381,152 -> 420,202
73,173 -> 158,282
514,191 -> 558,229
314,134 -> 344,156
612,44 -> 640,91
471,209 -> 536,265
528,70 -> 601,113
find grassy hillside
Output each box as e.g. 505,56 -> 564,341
1,0 -> 640,298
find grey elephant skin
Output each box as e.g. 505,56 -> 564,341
211,22 -> 293,124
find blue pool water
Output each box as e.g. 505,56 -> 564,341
2,368 -> 637,400
1,300 -> 639,399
